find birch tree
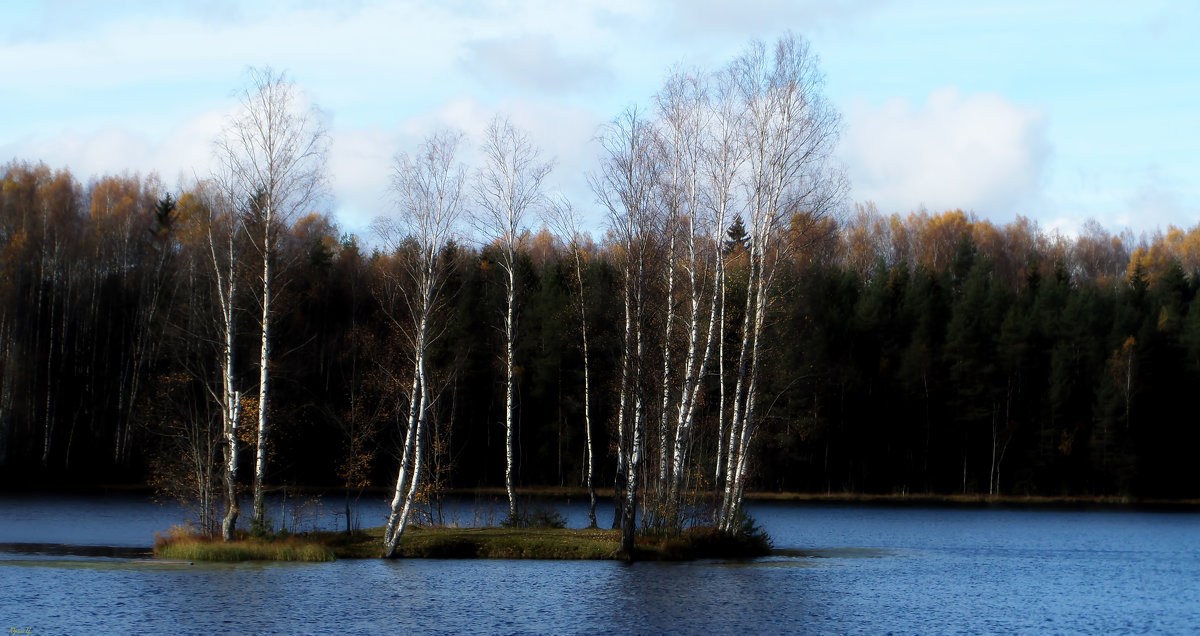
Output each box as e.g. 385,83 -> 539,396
472,116 -> 553,525
545,195 -> 598,527
704,66 -> 749,520
653,70 -> 724,527
216,67 -> 329,531
192,179 -> 244,541
591,106 -> 660,554
717,33 -> 846,532
378,130 -> 467,558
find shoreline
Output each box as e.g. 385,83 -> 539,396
7,484 -> 1199,510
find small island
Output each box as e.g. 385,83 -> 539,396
154,524 -> 773,563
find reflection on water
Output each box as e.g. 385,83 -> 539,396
772,547 -> 895,559
0,542 -> 153,559
2,494 -> 1199,633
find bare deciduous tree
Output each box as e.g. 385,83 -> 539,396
215,66 -> 329,531
472,116 -> 553,525
718,33 -> 847,532
545,195 -> 598,528
378,129 -> 467,558
591,106 -> 661,554
192,178 -> 244,541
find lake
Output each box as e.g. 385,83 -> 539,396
2,493 -> 1198,633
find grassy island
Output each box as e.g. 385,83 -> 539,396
153,524 -> 771,563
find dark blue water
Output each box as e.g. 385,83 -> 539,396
2,494 -> 1198,633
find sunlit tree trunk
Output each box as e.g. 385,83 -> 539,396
577,256 -> 598,528
201,181 -> 244,542
655,226 -> 676,519
378,129 -> 466,556
253,215 -> 272,526
611,274 -> 632,531
383,353 -> 424,556
216,67 -> 329,531
473,116 -> 552,525
716,34 -> 847,532
591,106 -> 659,554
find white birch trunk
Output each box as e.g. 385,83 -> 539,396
713,251 -> 727,523
721,246 -> 758,529
611,272 -> 632,530
504,264 -> 518,524
472,117 -> 550,527
656,229 -> 676,511
572,246 -> 598,528
215,67 -> 330,532
206,185 -> 243,542
379,129 -> 466,556
622,263 -> 646,555
253,207 -> 272,529
383,367 -> 423,557
670,237 -> 718,506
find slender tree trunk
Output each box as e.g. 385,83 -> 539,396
209,199 -> 242,542
721,248 -> 758,529
612,274 -> 632,530
220,281 -> 240,540
656,230 -> 677,521
221,387 -> 240,541
622,269 -> 646,556
253,214 -> 272,530
572,247 -> 598,528
40,268 -> 57,467
383,366 -> 423,557
713,253 -> 727,523
504,265 -> 518,524
670,220 -> 718,517
397,355 -> 429,537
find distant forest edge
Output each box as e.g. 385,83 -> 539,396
4,160 -> 1199,500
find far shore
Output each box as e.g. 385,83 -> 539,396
8,483 -> 1200,509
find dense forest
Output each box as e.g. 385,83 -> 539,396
3,35 -> 1199,541
4,162 -> 1199,500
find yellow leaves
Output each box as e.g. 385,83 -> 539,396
1107,336 -> 1136,390
1125,225 -> 1200,288
237,395 -> 260,446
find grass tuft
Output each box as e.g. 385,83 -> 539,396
154,531 -> 335,562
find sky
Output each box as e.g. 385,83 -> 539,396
2,0 -> 1197,240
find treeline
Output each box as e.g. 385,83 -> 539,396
3,159 -> 1199,501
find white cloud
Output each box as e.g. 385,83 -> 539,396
460,34 -> 614,94
326,125 -> 404,235
1,109 -> 225,190
840,86 -> 1049,217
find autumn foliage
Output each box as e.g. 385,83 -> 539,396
3,160 -> 1200,502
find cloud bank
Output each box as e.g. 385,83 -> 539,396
840,87 -> 1050,218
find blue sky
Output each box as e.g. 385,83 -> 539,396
2,0 -> 1196,240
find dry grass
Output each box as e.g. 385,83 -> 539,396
153,525 -> 335,562
154,516 -> 771,562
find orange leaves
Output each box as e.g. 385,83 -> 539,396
1125,225 -> 1200,287
837,206 -> 1200,294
